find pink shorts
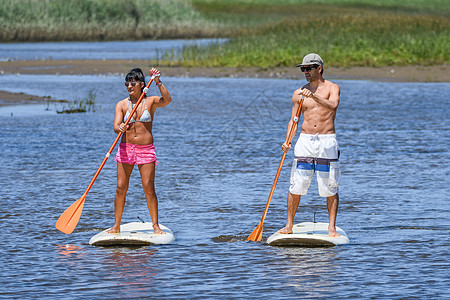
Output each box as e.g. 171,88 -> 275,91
115,143 -> 158,165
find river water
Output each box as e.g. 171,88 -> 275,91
0,41 -> 449,299
0,38 -> 226,61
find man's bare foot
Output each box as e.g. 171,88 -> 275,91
107,225 -> 120,234
277,226 -> 293,234
153,223 -> 166,235
328,226 -> 341,237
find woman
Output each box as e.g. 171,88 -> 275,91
108,67 -> 171,234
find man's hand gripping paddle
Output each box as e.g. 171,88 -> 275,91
55,74 -> 156,234
246,96 -> 304,242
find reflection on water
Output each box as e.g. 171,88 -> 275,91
0,74 -> 448,298
56,244 -> 85,257
102,248 -> 159,296
272,247 -> 339,297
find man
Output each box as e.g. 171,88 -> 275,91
278,53 -> 342,237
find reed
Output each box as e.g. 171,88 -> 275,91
169,0 -> 450,67
57,90 -> 97,114
0,0 -> 221,42
2,0 -> 448,67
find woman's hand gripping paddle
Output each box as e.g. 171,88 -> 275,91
55,75 -> 156,234
246,96 -> 304,242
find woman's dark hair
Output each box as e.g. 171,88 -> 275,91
125,68 -> 146,91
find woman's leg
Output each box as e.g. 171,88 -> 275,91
138,162 -> 165,234
107,162 -> 134,233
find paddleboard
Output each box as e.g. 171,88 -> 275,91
267,222 -> 349,247
89,222 -> 175,246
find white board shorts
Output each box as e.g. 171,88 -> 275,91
289,133 -> 341,197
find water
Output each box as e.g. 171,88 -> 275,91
0,74 -> 449,298
0,39 -> 227,61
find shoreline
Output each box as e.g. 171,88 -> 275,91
0,91 -> 55,107
0,59 -> 448,105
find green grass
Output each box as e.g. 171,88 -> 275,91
56,90 -> 97,114
2,0 -> 449,67
192,0 -> 450,27
0,0 -> 220,41
166,0 -> 449,67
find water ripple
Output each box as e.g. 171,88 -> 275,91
0,76 -> 448,298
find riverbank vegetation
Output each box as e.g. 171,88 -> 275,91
0,0 -> 221,41
2,0 -> 449,68
56,90 -> 97,114
174,0 -> 450,67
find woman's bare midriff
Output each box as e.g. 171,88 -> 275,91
121,122 -> 154,145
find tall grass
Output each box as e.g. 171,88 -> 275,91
171,1 -> 450,67
192,0 -> 450,27
56,90 -> 97,114
2,0 -> 448,67
0,0 -> 222,42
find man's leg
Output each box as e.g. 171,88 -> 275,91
277,192 -> 301,234
326,193 -> 340,237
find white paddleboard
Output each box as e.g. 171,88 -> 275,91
267,222 -> 349,247
89,222 -> 175,246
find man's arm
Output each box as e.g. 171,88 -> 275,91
282,91 -> 302,153
300,83 -> 340,110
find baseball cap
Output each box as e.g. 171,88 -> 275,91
296,53 -> 324,67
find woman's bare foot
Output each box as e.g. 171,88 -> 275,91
106,225 -> 120,234
328,226 -> 341,237
153,223 -> 166,235
277,226 -> 293,234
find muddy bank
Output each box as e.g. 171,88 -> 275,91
0,90 -> 56,106
0,59 -> 448,105
1,59 -> 448,82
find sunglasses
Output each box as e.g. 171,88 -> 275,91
124,81 -> 140,87
300,65 -> 318,72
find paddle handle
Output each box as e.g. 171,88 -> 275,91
82,75 -> 155,196
257,96 -> 304,224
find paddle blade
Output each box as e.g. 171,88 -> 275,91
246,224 -> 263,242
55,196 -> 86,234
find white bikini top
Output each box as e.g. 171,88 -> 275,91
124,98 -> 152,123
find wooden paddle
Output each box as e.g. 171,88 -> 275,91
55,75 -> 156,234
246,96 -> 304,242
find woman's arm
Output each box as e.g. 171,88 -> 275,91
149,68 -> 172,108
152,83 -> 172,108
113,100 -> 126,133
